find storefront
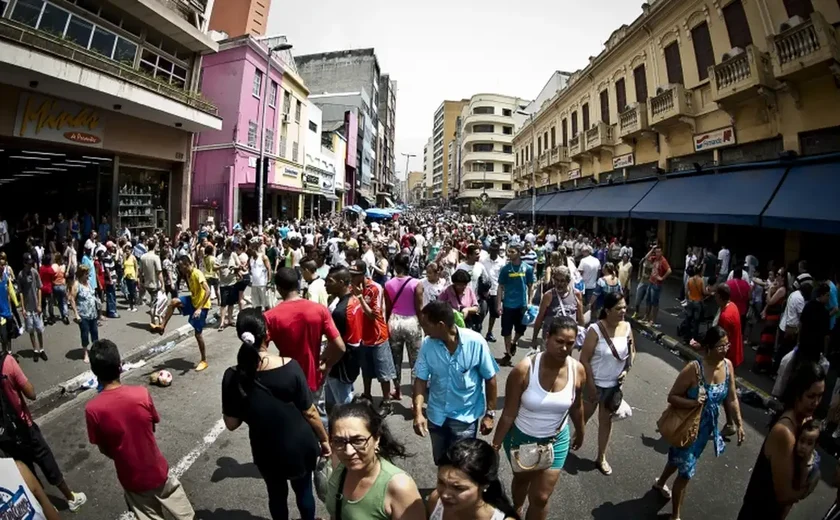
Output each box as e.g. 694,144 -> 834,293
0,86 -> 189,266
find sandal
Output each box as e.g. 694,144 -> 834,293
652,480 -> 672,500
597,460 -> 612,476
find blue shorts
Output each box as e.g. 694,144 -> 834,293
179,296 -> 208,334
647,284 -> 662,306
359,341 -> 396,382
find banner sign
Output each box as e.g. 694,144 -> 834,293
613,153 -> 635,169
15,93 -> 105,147
694,126 -> 736,152
568,168 -> 581,180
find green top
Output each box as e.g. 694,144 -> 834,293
326,458 -> 405,520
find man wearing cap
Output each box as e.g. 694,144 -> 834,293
350,259 -> 396,416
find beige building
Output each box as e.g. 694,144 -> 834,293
431,99 -> 468,199
457,93 -> 528,209
407,171 -> 424,204
510,0 -> 840,264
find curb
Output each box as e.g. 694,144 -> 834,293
29,323 -> 195,417
628,318 -> 776,410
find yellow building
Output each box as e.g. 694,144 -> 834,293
432,100 -> 469,199
407,171 -> 425,204
275,52 -> 309,219
510,0 -> 840,266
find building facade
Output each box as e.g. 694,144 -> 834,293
507,0 -> 840,270
208,0 -> 270,38
193,35 -> 311,226
423,136 -> 433,199
456,94 -> 527,210
431,99 -> 468,200
0,0 -> 221,248
303,103 -> 345,216
376,74 -> 397,206
407,170 -> 424,204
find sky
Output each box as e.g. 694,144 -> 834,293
268,0 -> 644,179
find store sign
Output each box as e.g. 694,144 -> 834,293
613,153 -> 635,169
304,174 -> 319,185
568,168 -> 581,180
283,167 -> 299,178
14,93 -> 104,148
694,126 -> 736,152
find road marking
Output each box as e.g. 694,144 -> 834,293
115,418 -> 227,520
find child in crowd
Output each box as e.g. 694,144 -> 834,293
794,418 -> 821,497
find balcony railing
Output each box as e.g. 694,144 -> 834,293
710,45 -> 775,103
0,17 -> 217,115
585,122 -> 616,152
648,84 -> 695,129
772,12 -> 840,81
618,103 -> 649,139
569,134 -> 584,159
549,146 -> 569,166
538,152 -> 549,170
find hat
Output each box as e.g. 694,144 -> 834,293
348,259 -> 367,276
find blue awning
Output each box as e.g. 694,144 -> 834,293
500,198 -> 523,213
569,180 -> 658,218
542,189 -> 593,216
762,163 -> 840,234
534,193 -> 560,215
630,168 -> 787,226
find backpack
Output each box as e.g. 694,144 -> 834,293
0,353 -> 29,448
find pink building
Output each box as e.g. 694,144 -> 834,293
192,35 -> 300,227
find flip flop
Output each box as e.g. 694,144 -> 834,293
652,480 -> 672,500
597,460 -> 612,476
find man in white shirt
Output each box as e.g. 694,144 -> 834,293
361,240 -> 377,278
776,282 -> 812,373
456,245 -> 488,296
619,243 -> 633,261
718,246 -> 730,277
480,242 -> 506,343
301,258 -> 329,307
577,245 -> 600,314
524,230 -> 536,245
413,227 -> 426,257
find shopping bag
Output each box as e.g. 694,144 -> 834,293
613,399 -> 633,421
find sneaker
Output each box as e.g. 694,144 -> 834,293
68,492 -> 87,512
496,353 -> 513,367
33,351 -> 39,363
195,361 -> 209,372
485,332 -> 497,343
378,400 -> 393,417
39,351 -> 48,362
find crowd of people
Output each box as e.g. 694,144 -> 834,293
0,208 -> 837,520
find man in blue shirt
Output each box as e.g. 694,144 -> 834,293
413,301 -> 498,466
497,244 -> 534,366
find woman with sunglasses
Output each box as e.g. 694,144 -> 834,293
530,267 -> 584,349
653,326 -> 745,520
327,398 -> 425,520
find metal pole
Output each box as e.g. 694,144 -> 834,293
257,48 -> 273,234
530,115 -> 536,228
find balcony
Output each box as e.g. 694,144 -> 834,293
461,171 -> 513,184
710,46 -> 776,105
549,146 -> 569,166
584,122 -> 616,153
462,132 -> 513,148
771,12 -> 840,83
569,134 -> 584,160
538,152 -> 549,171
618,103 -> 649,140
457,188 -> 515,201
648,83 -> 696,131
462,151 -> 514,164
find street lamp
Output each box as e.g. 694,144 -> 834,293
258,40 -> 293,233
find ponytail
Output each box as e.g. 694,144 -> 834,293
234,309 -> 268,396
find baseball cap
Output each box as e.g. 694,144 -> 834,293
349,259 -> 367,276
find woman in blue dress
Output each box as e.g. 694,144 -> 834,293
653,326 -> 746,520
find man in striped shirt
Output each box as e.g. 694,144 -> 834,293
521,241 -> 538,271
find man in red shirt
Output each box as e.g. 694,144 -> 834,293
264,268 -> 345,422
85,339 -> 193,518
713,284 -> 742,437
324,265 -> 364,409
349,259 -> 396,416
644,245 -> 672,326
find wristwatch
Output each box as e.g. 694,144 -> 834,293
484,410 -> 496,418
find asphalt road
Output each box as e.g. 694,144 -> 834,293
34,320 -> 839,520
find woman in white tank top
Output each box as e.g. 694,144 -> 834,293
427,439 -> 517,520
491,316 -> 587,520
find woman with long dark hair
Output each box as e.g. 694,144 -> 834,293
221,308 -> 329,520
754,267 -> 786,373
738,362 -> 826,519
327,398 -> 425,520
428,438 -> 520,520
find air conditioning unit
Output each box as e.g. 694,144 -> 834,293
281,114 -> 291,124
779,15 -> 804,32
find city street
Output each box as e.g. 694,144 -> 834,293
34,318 -> 838,520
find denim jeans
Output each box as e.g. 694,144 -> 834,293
684,300 -> 702,341
105,285 -> 118,317
52,285 -> 67,320
635,282 -> 650,310
79,318 -> 99,348
429,417 -> 478,466
324,376 -> 354,410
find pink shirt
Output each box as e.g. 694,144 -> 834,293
438,285 -> 478,312
386,277 -> 420,317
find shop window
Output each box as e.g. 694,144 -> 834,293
720,137 -> 783,164
118,167 -> 171,235
599,90 -> 610,124
247,121 -> 258,147
691,22 -> 715,81
723,0 -> 752,49
11,0 -> 43,27
664,41 -> 684,84
634,64 -> 648,102
292,142 -> 299,162
783,0 -> 814,19
800,126 -> 840,156
252,70 -> 262,98
668,151 -> 713,172
615,78 -> 627,113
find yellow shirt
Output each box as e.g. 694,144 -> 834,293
123,255 -> 137,280
188,268 -> 211,309
203,255 -> 217,279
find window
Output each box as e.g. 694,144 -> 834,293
269,82 -> 277,106
38,3 -> 69,37
537,138 -> 542,155
503,145 -> 513,154
278,135 -> 286,158
634,65 -> 648,103
599,90 -> 610,124
247,121 -> 258,147
253,70 -> 263,97
473,124 -> 494,133
295,100 -> 302,123
140,50 -> 186,87
502,126 -> 513,135
570,113 -> 578,137
308,121 -> 318,132
691,22 -> 715,81
473,106 -> 494,115
502,109 -> 512,117
562,118 -> 569,145
503,164 -> 512,173
265,128 -> 274,152
615,78 -> 627,114
543,132 -> 549,151
90,26 -> 116,58
550,127 -> 556,148
11,0 -> 42,27
292,141 -> 299,162
783,0 -> 814,18
582,103 -> 590,131
473,143 -> 494,152
65,15 -> 93,47
1,0 -> 9,17
723,0 -> 752,49
664,41 -> 684,84
282,90 -> 291,115
502,183 -> 512,191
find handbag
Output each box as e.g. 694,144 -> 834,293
597,321 -> 631,413
656,361 -> 705,448
556,291 -> 586,348
334,467 -> 348,520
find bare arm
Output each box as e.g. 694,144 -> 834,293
491,360 -> 528,449
385,473 -> 426,520
531,290 -> 552,343
17,460 -> 60,520
484,376 -> 498,415
579,328 -> 598,396
413,283 -> 424,321
301,403 -> 329,444
570,361 -> 587,444
320,334 -> 346,375
767,421 -> 809,504
667,363 -> 701,409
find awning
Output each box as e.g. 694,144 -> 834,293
569,180 -> 658,218
344,205 -> 363,213
533,194 -> 558,214
383,196 -> 395,208
500,199 -> 520,212
762,163 -> 840,233
631,168 -> 787,226
502,198 -> 529,213
322,192 -> 339,201
542,189 -> 593,216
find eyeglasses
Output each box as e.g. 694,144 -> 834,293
715,341 -> 731,350
330,435 -> 372,451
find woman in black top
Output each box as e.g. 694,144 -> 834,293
222,308 -> 330,520
738,362 -> 826,520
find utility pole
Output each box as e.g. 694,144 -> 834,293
257,41 -> 292,233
